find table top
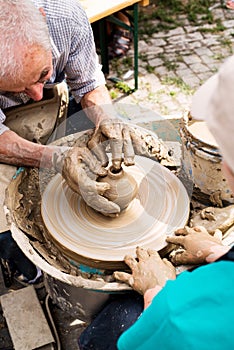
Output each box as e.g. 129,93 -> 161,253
80,0 -> 149,22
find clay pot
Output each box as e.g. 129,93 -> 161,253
98,166 -> 138,211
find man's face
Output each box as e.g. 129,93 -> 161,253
0,45 -> 53,101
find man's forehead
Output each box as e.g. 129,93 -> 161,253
0,49 -> 52,92
23,45 -> 51,66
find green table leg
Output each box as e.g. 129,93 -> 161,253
133,3 -> 138,90
98,4 -> 139,90
99,18 -> 109,75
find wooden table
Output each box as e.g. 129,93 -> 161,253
80,0 -> 150,90
80,0 -> 149,23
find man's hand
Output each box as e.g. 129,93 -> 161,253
53,146 -> 120,217
114,246 -> 176,295
88,119 -> 169,171
50,121 -> 169,216
166,226 -> 228,265
88,119 -> 135,170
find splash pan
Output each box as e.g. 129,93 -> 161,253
41,155 -> 190,269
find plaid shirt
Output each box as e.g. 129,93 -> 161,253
0,0 -> 105,134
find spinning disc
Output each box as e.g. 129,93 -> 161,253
41,155 -> 190,269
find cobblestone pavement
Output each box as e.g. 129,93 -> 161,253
109,0 -> 234,120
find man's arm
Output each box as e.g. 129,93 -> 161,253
0,130 -> 54,168
0,129 -> 121,216
81,85 -> 115,126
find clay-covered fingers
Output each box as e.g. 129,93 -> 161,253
124,255 -> 138,270
167,225 -> 224,265
136,246 -> 150,261
173,226 -> 217,245
79,170 -> 120,216
99,119 -> 135,169
174,226 -> 190,236
61,147 -> 121,216
166,235 -> 186,247
99,119 -> 123,169
170,251 -> 194,265
122,126 -> 135,166
113,271 -> 134,286
147,249 -> 161,259
138,247 -> 163,263
85,193 -> 120,217
87,129 -> 109,167
171,226 -> 205,244
65,146 -> 107,177
175,226 -> 210,236
115,247 -> 176,294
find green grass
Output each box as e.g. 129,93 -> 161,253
163,60 -> 179,71
145,64 -> 156,73
115,81 -> 134,94
161,76 -> 194,94
138,0 -> 220,36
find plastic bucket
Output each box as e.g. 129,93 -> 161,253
180,112 -> 233,205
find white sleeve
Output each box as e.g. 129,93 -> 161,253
0,109 -> 9,135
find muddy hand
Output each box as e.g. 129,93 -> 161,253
128,126 -> 170,162
88,119 -> 135,170
53,146 -> 120,217
114,246 -> 176,295
166,226 -> 225,265
88,119 -> 170,170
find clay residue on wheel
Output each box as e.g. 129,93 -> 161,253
190,204 -> 234,235
4,129 -> 175,281
5,131 -> 115,281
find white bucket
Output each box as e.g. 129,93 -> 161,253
180,113 -> 234,206
8,220 -> 131,323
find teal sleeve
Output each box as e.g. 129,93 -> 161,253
117,261 -> 234,350
117,279 -> 173,350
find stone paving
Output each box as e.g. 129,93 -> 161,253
109,0 -> 234,120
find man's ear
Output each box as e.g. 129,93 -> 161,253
39,7 -> 46,17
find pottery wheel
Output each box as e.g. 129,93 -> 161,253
41,155 -> 190,269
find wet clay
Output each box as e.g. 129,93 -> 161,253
41,155 -> 190,269
190,204 -> 234,235
5,132 -> 111,282
180,114 -> 234,206
98,166 -> 138,210
5,129 -> 173,281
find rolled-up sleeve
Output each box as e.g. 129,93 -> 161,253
64,3 -> 106,103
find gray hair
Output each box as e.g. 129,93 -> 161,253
0,0 -> 51,84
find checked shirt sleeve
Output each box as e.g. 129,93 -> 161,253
63,3 -> 106,103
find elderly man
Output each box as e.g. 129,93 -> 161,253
78,55 -> 234,350
0,0 -> 136,284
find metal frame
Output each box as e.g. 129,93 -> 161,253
98,3 -> 139,90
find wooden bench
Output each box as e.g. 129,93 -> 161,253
80,0 -> 150,90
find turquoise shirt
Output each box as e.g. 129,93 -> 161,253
118,261 -> 234,350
